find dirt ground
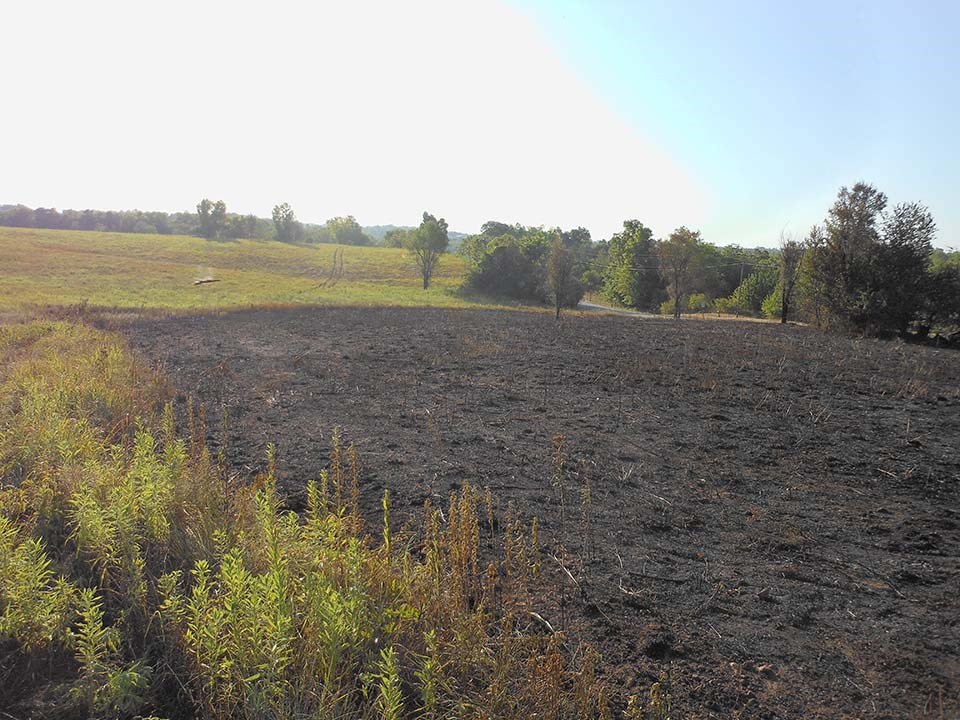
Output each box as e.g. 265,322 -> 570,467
121,306 -> 960,719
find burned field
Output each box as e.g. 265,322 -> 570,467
123,307 -> 959,719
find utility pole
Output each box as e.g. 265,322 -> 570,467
735,259 -> 745,318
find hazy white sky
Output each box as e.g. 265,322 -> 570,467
3,1 -> 956,247
1,1 -> 707,240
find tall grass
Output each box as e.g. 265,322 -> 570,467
0,321 -> 609,718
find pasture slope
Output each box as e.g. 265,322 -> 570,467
124,305 -> 960,720
0,226 -> 475,311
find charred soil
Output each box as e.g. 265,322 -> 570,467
122,306 -> 959,719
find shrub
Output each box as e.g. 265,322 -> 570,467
468,243 -> 543,300
762,284 -> 783,320
687,293 -> 712,314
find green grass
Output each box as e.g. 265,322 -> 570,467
0,227 -> 492,311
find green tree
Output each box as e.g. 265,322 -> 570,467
728,266 -> 778,316
819,182 -> 888,326
324,216 -> 371,246
479,220 -> 522,239
602,220 -> 665,311
560,226 -> 591,248
864,202 -> 935,335
804,184 -> 937,334
383,228 -> 411,248
405,212 -> 449,289
228,214 -> 259,240
657,227 -> 702,319
458,233 -> 490,267
777,232 -> 806,323
921,265 -> 960,336
796,225 -> 829,326
467,242 -> 538,298
196,199 -> 227,239
272,203 -> 300,243
211,201 -> 227,238
0,205 -> 36,227
579,239 -> 608,293
546,236 -> 583,319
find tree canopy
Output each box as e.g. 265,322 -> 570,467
658,227 -> 703,319
272,203 -> 301,243
602,220 -> 664,312
315,216 -> 372,246
405,212 -> 450,289
462,221 -> 590,307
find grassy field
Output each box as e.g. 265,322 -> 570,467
0,227 -> 490,311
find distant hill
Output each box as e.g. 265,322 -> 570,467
0,204 -> 469,249
362,224 -> 406,241
363,224 -> 469,249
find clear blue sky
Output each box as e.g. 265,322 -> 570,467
519,0 -> 959,248
2,1 -> 956,248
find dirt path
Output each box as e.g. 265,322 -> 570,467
578,299 -> 659,317
121,306 -> 960,719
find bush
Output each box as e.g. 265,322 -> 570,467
687,293 -> 712,314
468,243 -> 543,300
712,268 -> 780,318
713,296 -> 736,314
762,285 -> 782,320
659,295 -> 711,316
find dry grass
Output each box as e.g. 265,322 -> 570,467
0,227 -> 497,312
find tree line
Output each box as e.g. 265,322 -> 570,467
3,183 -> 958,337
457,183 -> 959,337
0,201 -> 377,247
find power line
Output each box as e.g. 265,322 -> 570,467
577,257 -> 781,272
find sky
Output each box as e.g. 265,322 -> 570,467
2,0 -> 957,248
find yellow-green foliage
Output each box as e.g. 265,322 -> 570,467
0,516 -> 75,649
0,322 -> 607,719
0,226 -> 484,311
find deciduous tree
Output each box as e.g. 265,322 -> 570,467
657,227 -> 702,319
405,212 -> 449,289
820,182 -> 888,326
778,231 -> 806,323
804,184 -> 937,335
197,199 -> 227,239
272,203 -> 300,243
383,228 -> 410,248
602,220 -> 664,311
546,236 -> 582,319
867,202 -> 935,335
324,216 -> 371,246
